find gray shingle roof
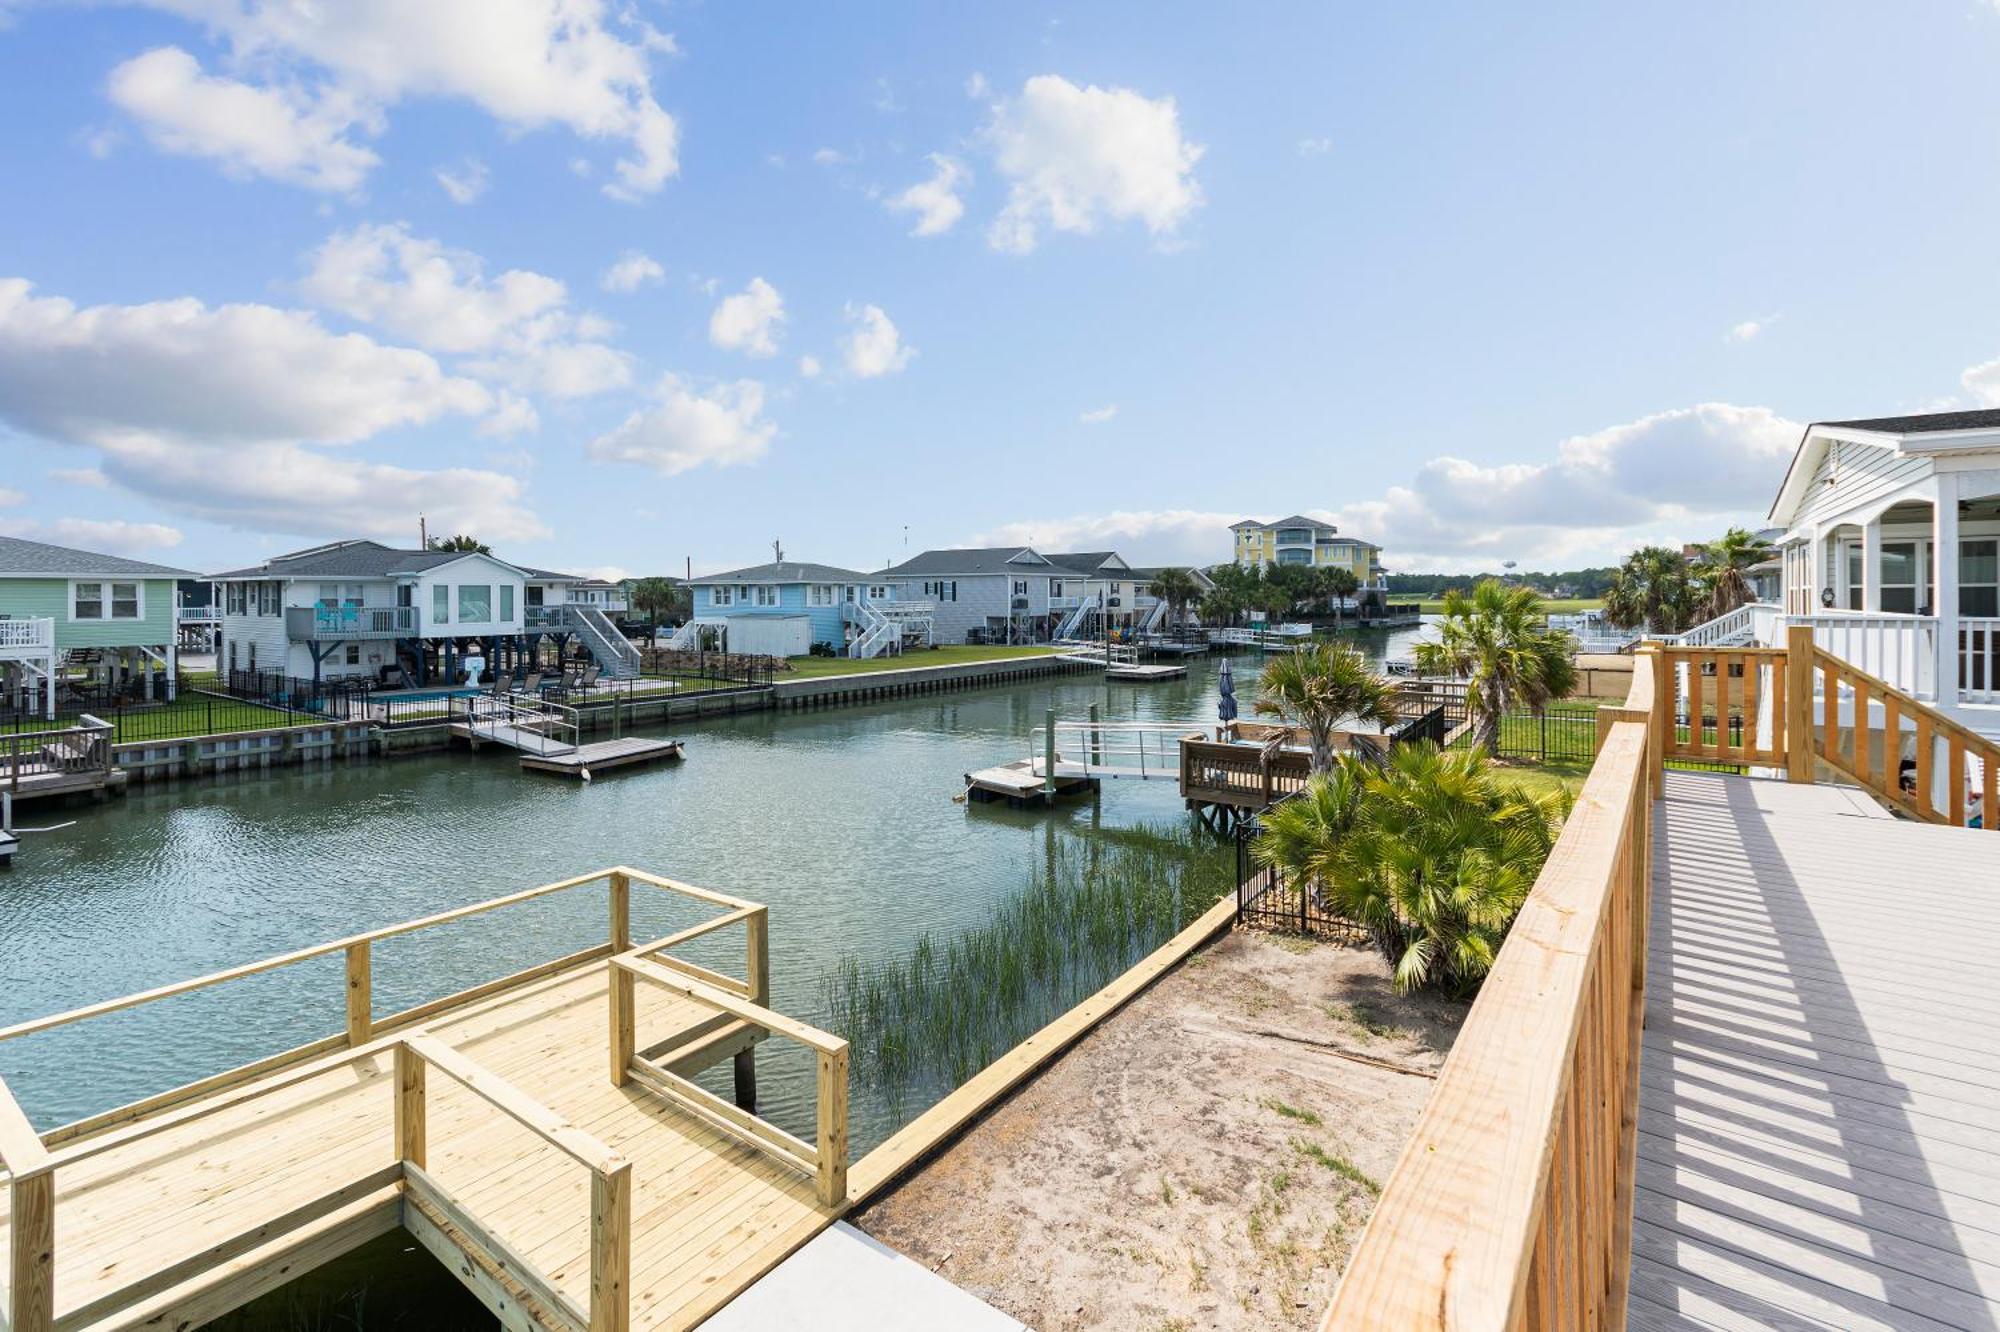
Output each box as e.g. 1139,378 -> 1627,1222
0,534 -> 196,579
1042,551 -> 1125,572
686,560 -> 868,585
883,547 -> 1059,576
207,539 -> 521,580
1822,409 -> 2000,435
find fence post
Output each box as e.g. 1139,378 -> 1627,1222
10,1162 -> 54,1332
816,1044 -> 850,1206
1785,625 -> 1814,783
590,1160 -> 632,1332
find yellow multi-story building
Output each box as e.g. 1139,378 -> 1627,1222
1229,516 -> 1384,586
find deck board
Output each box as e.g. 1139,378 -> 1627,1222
3,959 -> 829,1332
1637,770 -> 2000,1330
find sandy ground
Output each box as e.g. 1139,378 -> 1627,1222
853,929 -> 1464,1332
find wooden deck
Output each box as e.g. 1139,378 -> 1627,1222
519,736 -> 685,777
0,867 -> 848,1332
1634,769 -> 2000,1331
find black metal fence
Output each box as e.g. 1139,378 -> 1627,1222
0,687 -> 350,746
634,649 -> 777,689
222,668 -> 377,713
1234,791 -> 1367,939
1472,705 -> 1601,766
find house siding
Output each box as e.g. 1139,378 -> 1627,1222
885,570 -> 1045,642
694,583 -> 849,649
1796,440 -> 1931,529
0,576 -> 177,651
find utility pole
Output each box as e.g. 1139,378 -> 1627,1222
419,514 -> 427,549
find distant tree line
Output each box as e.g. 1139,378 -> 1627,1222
1383,568 -> 1618,598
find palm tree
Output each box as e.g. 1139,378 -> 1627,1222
630,576 -> 686,640
1254,641 -> 1399,774
1602,545 -> 1702,634
1253,746 -> 1567,996
1696,527 -> 1776,620
427,533 -> 491,555
1411,579 -> 1576,756
1324,566 -> 1359,622
1148,567 -> 1202,630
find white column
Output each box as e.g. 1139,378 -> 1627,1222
1862,518 -> 1883,612
1936,473 -> 1960,708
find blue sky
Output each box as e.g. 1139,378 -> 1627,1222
4,2 -> 2000,579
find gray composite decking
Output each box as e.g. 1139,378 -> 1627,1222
1633,770 -> 2000,1331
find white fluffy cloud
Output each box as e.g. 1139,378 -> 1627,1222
107,46 -> 379,193
435,156 -> 490,204
1963,355 -> 2000,406
886,154 -> 969,237
976,404 -> 1802,573
587,376 -> 776,476
840,304 -> 912,378
984,75 -> 1204,254
0,277 -> 490,446
1079,404 -> 1117,424
798,355 -> 823,379
0,517 -> 185,556
708,278 -> 786,357
119,0 -> 680,198
0,488 -> 24,507
301,223 -> 630,397
600,250 -> 665,293
0,277 -> 546,542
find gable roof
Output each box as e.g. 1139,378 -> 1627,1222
1820,408 -> 2000,435
0,534 -> 196,579
1042,551 -> 1131,573
1127,565 -> 1218,589
884,547 -> 1057,576
1269,515 -> 1336,532
686,560 -> 867,585
208,539 -> 527,580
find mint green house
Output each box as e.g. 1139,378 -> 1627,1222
0,534 -> 196,719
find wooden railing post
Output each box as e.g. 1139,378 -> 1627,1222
815,1043 -> 849,1206
608,869 -> 631,953
9,1167 -> 54,1332
1642,645 -> 1667,795
609,962 -> 635,1087
590,1159 -> 632,1332
1785,625 -> 1815,783
344,940 -> 371,1045
394,1041 -> 426,1170
746,907 -> 770,1009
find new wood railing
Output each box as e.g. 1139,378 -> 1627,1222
1323,626 -> 2000,1330
0,866 -> 769,1331
1321,652 -> 1655,1330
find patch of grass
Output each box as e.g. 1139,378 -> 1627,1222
1158,1175 -> 1175,1206
820,823 -> 1237,1096
1292,1138 -> 1380,1194
1260,1097 -> 1323,1127
778,645 -> 1060,678
1326,999 -> 1404,1041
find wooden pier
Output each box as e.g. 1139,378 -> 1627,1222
0,717 -> 123,803
964,758 -> 1100,807
1104,661 -> 1187,682
518,736 -> 686,778
450,694 -> 685,780
0,867 -> 849,1332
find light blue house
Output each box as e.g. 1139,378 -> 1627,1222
675,562 -> 934,659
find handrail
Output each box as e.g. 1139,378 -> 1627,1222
1808,642 -> 2000,829
1322,720 -> 1652,1330
397,1034 -> 630,1332
610,952 -> 848,1205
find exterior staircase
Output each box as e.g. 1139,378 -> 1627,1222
846,598 -> 897,659
1053,596 -> 1095,640
1653,601 -> 1775,649
561,605 -> 642,678
1141,598 -> 1169,634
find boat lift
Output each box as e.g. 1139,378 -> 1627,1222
964,708 -> 1217,806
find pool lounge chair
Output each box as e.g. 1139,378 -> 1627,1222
521,671 -> 543,698
578,664 -> 602,691
382,665 -> 415,691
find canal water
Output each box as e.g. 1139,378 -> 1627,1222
0,626 -> 1428,1158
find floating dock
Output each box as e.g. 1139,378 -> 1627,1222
964,758 -> 1100,807
1105,661 -> 1186,682
518,735 -> 685,777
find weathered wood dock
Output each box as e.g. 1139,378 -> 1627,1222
963,758 -> 1099,807
0,867 -> 848,1332
518,736 -> 686,778
0,718 -> 123,803
450,695 -> 685,780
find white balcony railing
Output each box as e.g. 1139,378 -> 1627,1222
285,605 -> 418,640
177,604 -> 221,622
1786,611 -> 1937,700
0,617 -> 54,651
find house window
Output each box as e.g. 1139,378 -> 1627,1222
226,583 -> 247,615
754,586 -> 778,607
1963,541 -> 1999,618
346,644 -> 361,666
1012,580 -> 1028,596
248,643 -> 257,671
258,582 -> 280,615
433,584 -> 450,623
112,583 -> 140,618
500,585 -> 515,621
459,585 -> 492,621
1880,543 -> 1920,614
809,585 -> 834,607
1049,580 -> 1064,597
712,586 -> 734,607
228,640 -> 238,671
72,582 -> 104,619
870,585 -> 890,600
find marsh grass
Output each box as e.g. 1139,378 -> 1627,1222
819,822 -> 1234,1100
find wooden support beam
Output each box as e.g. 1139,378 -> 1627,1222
590,1162 -> 632,1332
816,1044 -> 849,1207
609,962 -> 635,1088
1785,625 -> 1814,783
608,870 -> 630,953
10,1168 -> 55,1332
395,1040 -> 426,1171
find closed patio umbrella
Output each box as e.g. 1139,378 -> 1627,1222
1217,657 -> 1238,728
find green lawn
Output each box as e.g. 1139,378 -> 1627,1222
3,691 -> 297,743
776,645 -> 1062,679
